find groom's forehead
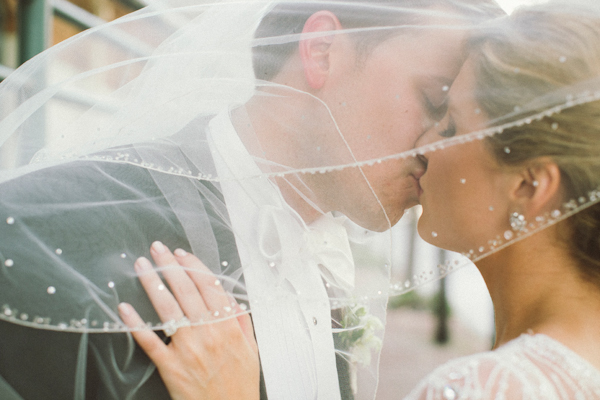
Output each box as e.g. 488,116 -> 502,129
252,1 -> 474,82
352,33 -> 465,81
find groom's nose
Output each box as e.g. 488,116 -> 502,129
415,123 -> 440,149
420,114 -> 438,138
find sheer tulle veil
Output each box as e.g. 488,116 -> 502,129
1,0 -> 600,398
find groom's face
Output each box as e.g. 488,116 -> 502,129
322,27 -> 467,230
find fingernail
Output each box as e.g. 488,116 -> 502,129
135,257 -> 152,272
152,241 -> 166,254
118,302 -> 132,316
174,248 -> 187,257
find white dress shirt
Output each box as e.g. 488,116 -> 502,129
208,110 -> 355,400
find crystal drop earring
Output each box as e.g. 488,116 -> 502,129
509,212 -> 527,232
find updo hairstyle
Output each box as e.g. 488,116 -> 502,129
469,0 -> 600,285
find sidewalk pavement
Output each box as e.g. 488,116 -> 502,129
375,308 -> 492,399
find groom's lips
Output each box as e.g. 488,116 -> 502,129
413,175 -> 424,197
411,160 -> 427,197
412,155 -> 428,197
411,167 -> 426,197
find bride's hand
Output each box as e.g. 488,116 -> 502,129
118,241 -> 260,400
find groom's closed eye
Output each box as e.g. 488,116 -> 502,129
423,96 -> 448,122
422,87 -> 449,122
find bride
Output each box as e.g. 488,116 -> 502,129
119,0 -> 600,398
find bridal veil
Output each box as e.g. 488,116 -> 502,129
2,0 -> 599,398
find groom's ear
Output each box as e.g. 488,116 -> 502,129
299,11 -> 342,89
509,158 -> 563,217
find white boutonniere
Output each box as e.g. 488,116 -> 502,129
338,305 -> 384,366
337,305 -> 384,394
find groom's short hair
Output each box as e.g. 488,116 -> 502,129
252,0 -> 505,81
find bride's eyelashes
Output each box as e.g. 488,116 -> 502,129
438,118 -> 456,138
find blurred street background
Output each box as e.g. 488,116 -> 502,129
376,264 -> 493,399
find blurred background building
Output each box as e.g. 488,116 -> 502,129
0,0 -> 142,82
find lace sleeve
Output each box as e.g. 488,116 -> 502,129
403,334 -> 600,400
404,354 -> 529,400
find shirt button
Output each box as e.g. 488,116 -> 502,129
313,317 -> 318,326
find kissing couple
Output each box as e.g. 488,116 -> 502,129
1,0 -> 600,399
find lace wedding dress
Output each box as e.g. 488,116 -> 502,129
406,334 -> 600,400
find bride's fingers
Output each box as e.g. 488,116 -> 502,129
236,307 -> 258,354
173,249 -> 235,314
134,256 -> 185,323
118,302 -> 169,365
149,241 -> 208,320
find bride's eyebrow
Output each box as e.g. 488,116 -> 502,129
445,93 -> 458,116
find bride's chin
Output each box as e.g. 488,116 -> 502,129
415,215 -> 432,243
417,215 -> 449,248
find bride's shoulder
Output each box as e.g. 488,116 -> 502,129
403,333 -> 600,400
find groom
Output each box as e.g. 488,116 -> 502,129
218,3 -> 489,399
0,1 -> 503,399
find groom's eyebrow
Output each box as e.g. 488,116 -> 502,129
425,75 -> 454,113
427,75 -> 455,101
417,75 -> 450,98
438,77 -> 454,102
421,74 -> 453,89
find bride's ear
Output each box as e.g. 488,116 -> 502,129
509,157 -> 562,217
299,11 -> 342,89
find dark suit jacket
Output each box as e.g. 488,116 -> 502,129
0,116 -> 352,400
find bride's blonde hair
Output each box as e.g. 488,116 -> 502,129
469,0 -> 600,283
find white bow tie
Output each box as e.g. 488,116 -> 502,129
257,206 -> 355,293
303,213 -> 355,292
